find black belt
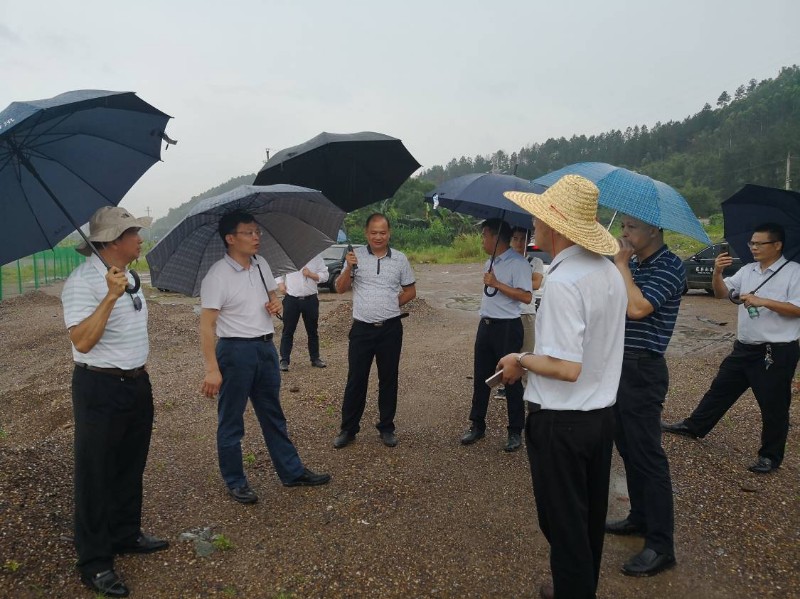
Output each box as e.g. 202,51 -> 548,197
480,317 -> 519,325
76,362 -> 147,379
623,349 -> 662,359
354,313 -> 408,328
224,334 -> 274,341
736,340 -> 797,348
287,294 -> 315,300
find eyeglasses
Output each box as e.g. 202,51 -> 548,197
235,229 -> 264,238
747,241 -> 778,248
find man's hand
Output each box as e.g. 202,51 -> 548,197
201,369 -> 222,398
714,253 -> 734,272
497,353 -> 527,385
345,250 -> 358,270
105,266 -> 129,299
483,270 -> 499,288
614,238 -> 635,267
266,297 -> 282,316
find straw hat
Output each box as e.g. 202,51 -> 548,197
76,206 -> 152,256
504,175 -> 619,256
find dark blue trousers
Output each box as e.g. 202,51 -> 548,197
216,338 -> 303,487
279,294 -> 321,364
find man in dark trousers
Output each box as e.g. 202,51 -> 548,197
497,175 -> 626,599
663,222 -> 800,474
333,213 -> 416,449
606,214 -> 685,577
460,218 -> 532,452
62,207 -> 168,597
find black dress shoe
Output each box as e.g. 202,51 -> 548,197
539,582 -> 554,599
81,569 -> 130,597
622,548 -> 676,576
311,358 -> 327,368
114,532 -> 169,554
748,456 -> 778,473
661,420 -> 699,439
333,430 -> 356,449
279,360 -> 289,372
380,431 -> 398,447
228,484 -> 258,504
504,432 -> 522,452
605,517 -> 645,536
284,468 -> 331,487
460,427 -> 485,445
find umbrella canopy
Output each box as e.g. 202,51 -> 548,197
423,173 -> 546,230
0,89 -> 173,266
146,184 -> 345,297
533,162 -> 711,244
722,184 -> 800,264
253,131 -> 421,212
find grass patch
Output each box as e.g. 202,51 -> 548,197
212,534 -> 234,552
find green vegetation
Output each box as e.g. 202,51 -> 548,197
243,452 -> 256,467
3,559 -> 21,573
212,533 -> 234,551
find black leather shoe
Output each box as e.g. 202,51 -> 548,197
114,533 -> 169,554
504,432 -> 522,452
284,468 -> 331,487
380,431 -> 398,447
279,360 -> 289,372
333,430 -> 356,449
748,456 -> 778,473
605,517 -> 645,536
460,427 -> 485,445
622,548 -> 676,576
311,358 -> 327,368
661,420 -> 699,438
228,484 -> 258,504
81,569 -> 130,597
539,582 -> 554,599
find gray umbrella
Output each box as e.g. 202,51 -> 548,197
146,185 -> 345,296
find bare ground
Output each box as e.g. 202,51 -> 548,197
0,262 -> 798,598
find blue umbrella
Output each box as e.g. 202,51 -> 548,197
533,162 -> 711,244
0,90 -> 174,267
424,173 -> 545,230
146,185 -> 345,297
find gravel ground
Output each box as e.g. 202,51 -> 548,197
0,262 -> 798,598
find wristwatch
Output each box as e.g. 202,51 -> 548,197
516,351 -> 534,368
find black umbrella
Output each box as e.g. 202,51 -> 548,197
0,89 -> 174,290
722,184 -> 800,264
253,131 -> 420,211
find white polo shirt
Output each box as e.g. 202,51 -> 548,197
61,254 -> 149,369
351,246 -> 415,323
201,254 -> 277,338
525,244 -> 627,411
520,256 -> 544,316
725,256 -> 800,343
275,254 -> 329,297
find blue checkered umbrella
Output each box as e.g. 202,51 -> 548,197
146,185 -> 344,296
533,162 -> 711,244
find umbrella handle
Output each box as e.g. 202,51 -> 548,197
125,269 -> 141,294
483,284 -> 499,297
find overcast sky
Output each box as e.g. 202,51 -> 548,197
2,0 -> 799,220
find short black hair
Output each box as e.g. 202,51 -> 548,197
482,218 -> 512,243
219,211 -> 256,247
511,226 -> 530,236
365,213 -> 391,229
754,222 -> 785,244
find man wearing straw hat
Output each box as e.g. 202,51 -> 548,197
497,175 -> 626,599
62,206 -> 167,597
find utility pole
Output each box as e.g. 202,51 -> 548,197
264,148 -> 272,164
146,207 -> 152,241
787,152 -> 792,190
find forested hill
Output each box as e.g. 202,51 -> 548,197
420,65 -> 800,217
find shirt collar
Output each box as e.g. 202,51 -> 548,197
224,253 -> 253,272
752,255 -> 787,274
367,245 -> 393,258
634,244 -> 669,268
549,244 -> 584,270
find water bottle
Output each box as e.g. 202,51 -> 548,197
747,306 -> 760,319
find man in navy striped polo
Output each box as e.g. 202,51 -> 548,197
605,214 -> 686,577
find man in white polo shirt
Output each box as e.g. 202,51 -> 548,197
498,175 -> 626,599
62,207 -> 168,598
200,210 -> 330,505
332,213 -> 416,449
275,252 -> 329,371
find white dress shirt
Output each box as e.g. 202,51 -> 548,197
275,254 -> 329,297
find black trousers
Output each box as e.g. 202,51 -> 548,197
469,318 -> 525,433
340,319 -> 403,434
71,366 -> 154,576
686,340 -> 799,465
279,294 -> 320,363
526,407 -> 614,599
614,353 -> 674,555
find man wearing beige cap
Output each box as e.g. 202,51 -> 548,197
62,206 -> 167,597
497,176 -> 626,599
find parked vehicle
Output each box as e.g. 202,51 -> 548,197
683,242 -> 743,294
318,243 -> 365,292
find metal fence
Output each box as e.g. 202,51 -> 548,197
0,247 -> 85,301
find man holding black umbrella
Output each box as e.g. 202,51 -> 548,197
663,222 -> 800,474
62,207 -> 167,598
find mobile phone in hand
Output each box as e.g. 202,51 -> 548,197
485,370 -> 503,388
720,242 -> 729,255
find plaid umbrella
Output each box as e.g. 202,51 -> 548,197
146,185 -> 344,296
533,162 -> 711,244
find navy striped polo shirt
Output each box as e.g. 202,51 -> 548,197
625,245 -> 686,355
